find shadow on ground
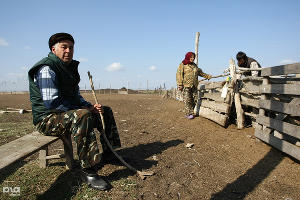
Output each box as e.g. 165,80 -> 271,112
36,139 -> 184,200
210,148 -> 284,200
0,160 -> 28,184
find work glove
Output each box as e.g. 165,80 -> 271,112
205,74 -> 212,80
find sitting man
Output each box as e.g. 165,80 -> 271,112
236,51 -> 261,77
28,32 -> 121,190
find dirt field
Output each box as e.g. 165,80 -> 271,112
0,93 -> 299,200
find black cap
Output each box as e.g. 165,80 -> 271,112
48,33 -> 75,50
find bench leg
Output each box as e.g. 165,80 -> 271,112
61,134 -> 74,170
39,147 -> 48,168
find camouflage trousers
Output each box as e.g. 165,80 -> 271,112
36,106 -> 121,169
183,87 -> 198,115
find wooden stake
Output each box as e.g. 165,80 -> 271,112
230,58 -> 245,129
194,32 -> 200,66
87,71 -> 154,180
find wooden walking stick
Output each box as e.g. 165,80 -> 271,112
87,71 -> 154,180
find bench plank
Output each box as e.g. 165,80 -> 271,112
0,131 -> 59,170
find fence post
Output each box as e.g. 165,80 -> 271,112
230,58 -> 245,129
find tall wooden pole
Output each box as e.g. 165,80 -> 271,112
194,32 -> 200,115
194,32 -> 200,65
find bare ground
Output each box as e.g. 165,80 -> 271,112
0,93 -> 299,200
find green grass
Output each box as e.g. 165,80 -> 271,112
0,122 -> 34,145
0,112 -> 35,145
0,158 -> 139,199
0,113 -> 139,199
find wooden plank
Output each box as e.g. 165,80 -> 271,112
203,92 -> 224,103
256,116 -> 300,139
244,112 -> 257,118
240,94 -> 259,108
0,131 -> 59,170
232,58 -> 245,129
46,154 -> 65,159
239,82 -> 260,94
260,84 -> 300,95
199,107 -> 228,127
201,99 -> 231,114
194,90 -> 204,116
261,62 -> 300,76
269,77 -> 300,84
259,100 -> 300,116
202,81 -> 225,90
238,67 -> 263,71
270,94 -> 294,102
240,76 -> 263,82
259,78 -> 269,116
194,32 -> 200,65
39,148 -> 47,168
234,92 -> 245,129
255,129 -> 300,161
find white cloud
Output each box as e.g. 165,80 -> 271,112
78,57 -> 88,62
106,62 -> 124,72
24,46 -> 31,50
137,74 -> 143,78
0,37 -> 9,46
280,59 -> 295,64
149,65 -> 157,71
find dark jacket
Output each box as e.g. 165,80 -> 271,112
28,52 -> 82,125
243,57 -> 261,76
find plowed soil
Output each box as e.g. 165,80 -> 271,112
0,93 -> 299,200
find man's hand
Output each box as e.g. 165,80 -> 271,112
88,104 -> 104,114
178,85 -> 183,91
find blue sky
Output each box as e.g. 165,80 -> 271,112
0,0 -> 299,91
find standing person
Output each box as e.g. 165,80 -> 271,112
236,51 -> 261,76
176,52 -> 212,119
28,33 -> 122,190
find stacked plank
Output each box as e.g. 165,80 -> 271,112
239,77 -> 262,124
255,62 -> 300,161
194,81 -> 233,127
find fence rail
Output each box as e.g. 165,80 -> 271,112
164,61 -> 300,161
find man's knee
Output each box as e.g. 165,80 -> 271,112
103,106 -> 112,113
75,109 -> 93,119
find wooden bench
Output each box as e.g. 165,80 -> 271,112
0,131 -> 74,171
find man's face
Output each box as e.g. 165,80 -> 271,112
51,40 -> 74,64
238,58 -> 245,67
189,55 -> 195,63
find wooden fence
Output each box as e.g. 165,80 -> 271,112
254,63 -> 300,161
164,61 -> 300,160
193,81 -> 233,127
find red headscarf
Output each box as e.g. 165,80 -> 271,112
182,52 -> 195,65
